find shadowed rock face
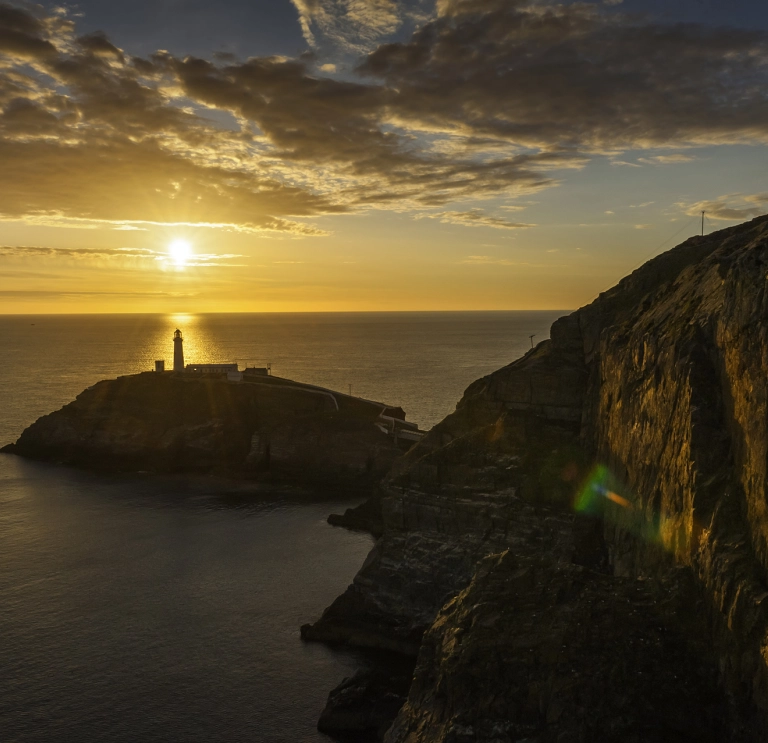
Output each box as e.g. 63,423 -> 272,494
5,373 -> 404,485
318,666 -> 414,743
311,215 -> 768,740
304,489 -> 577,655
386,553 -> 729,743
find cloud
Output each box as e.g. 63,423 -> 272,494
0,289 -> 199,298
169,52 -> 567,207
0,244 -> 246,267
0,3 -> 61,60
640,154 -> 696,164
2,1 -> 768,238
0,245 -> 157,258
460,255 -> 515,265
290,0 -> 407,53
459,254 -> 552,267
0,4 -> 343,234
634,224 -> 652,229
679,193 -> 768,221
416,209 -> 534,229
361,0 -> 768,152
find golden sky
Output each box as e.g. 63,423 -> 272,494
1,0 -> 767,313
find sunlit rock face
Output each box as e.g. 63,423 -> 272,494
581,216 -> 768,734
313,215 -> 768,740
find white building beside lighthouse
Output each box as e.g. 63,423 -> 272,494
156,329 -> 268,380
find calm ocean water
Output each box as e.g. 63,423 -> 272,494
0,312 -> 563,742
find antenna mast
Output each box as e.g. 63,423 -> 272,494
701,210 -> 705,237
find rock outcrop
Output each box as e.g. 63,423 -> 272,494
310,215 -> 768,740
317,666 -> 414,742
3,372 -> 413,485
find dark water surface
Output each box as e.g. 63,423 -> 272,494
0,312 -> 563,742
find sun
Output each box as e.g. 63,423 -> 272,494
168,238 -> 192,267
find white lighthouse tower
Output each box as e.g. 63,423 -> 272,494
173,329 -> 184,372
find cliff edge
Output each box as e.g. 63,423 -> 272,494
309,215 -> 768,741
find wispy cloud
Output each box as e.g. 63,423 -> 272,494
460,255 -> 516,266
0,289 -> 199,298
0,244 -> 246,268
639,154 -> 696,164
416,209 -> 535,230
0,245 -> 156,259
459,254 -> 553,267
678,193 -> 768,221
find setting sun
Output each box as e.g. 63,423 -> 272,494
168,239 -> 192,267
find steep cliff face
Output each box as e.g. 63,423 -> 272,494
386,554 -> 730,743
312,215 -> 768,740
5,373 -> 405,484
582,217 -> 768,728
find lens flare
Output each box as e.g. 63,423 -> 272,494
575,464 -> 634,514
574,464 -> 694,555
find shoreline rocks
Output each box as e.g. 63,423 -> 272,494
317,666 -> 414,743
327,490 -> 386,537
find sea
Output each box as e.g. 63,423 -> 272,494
0,311 -> 564,742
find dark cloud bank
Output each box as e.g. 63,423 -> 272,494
0,0 -> 767,233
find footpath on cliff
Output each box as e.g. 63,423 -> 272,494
305,215 -> 768,742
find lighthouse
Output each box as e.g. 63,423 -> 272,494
173,329 -> 184,372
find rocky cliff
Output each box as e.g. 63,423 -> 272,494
309,215 -> 768,740
3,372 -> 410,485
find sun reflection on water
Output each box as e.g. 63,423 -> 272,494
161,314 -> 230,367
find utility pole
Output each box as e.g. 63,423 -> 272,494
529,334 -> 536,348
701,210 -> 705,237
348,383 -> 352,396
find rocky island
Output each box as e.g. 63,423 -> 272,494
2,370 -> 422,486
306,215 -> 768,741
